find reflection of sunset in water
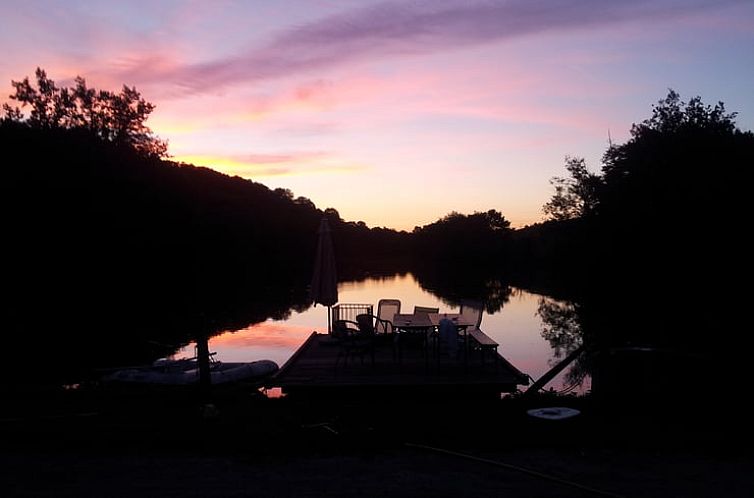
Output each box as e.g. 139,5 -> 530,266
177,273 -> 589,393
176,321 -> 315,366
211,322 -> 313,349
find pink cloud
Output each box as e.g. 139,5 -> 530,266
278,66 -> 611,133
234,151 -> 330,164
105,0 -> 739,95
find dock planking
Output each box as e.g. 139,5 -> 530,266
271,332 -> 528,398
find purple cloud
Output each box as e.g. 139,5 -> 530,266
127,0 -> 741,94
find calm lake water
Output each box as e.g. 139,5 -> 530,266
178,273 -> 590,394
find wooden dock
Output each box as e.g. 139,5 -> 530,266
271,332 -> 529,399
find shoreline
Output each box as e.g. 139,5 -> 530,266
2,384 -> 751,497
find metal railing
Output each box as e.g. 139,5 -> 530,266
331,303 -> 373,324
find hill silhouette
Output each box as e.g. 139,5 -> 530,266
1,121 -> 408,383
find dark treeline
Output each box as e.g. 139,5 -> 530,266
2,121 -> 415,381
1,71 -> 409,382
408,91 -> 753,393
535,90 -> 752,287
408,210 -> 513,307
413,92 -> 753,297
411,209 -> 511,265
319,208 -> 411,281
524,92 -> 753,349
4,70 -> 752,384
515,92 -> 753,401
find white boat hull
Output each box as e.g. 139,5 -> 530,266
105,359 -> 279,385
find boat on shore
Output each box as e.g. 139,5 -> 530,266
104,358 -> 279,386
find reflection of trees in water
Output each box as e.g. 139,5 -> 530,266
414,268 -> 512,313
203,283 -> 313,339
481,279 -> 512,314
537,297 -> 588,387
4,275 -> 315,386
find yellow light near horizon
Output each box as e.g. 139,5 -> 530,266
169,155 -> 541,230
171,153 -> 366,180
171,154 -> 248,169
170,154 -> 287,178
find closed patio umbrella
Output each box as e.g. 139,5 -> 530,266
310,217 -> 338,333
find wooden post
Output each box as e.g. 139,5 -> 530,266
196,334 -> 211,400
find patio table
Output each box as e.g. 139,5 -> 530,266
391,313 -> 435,361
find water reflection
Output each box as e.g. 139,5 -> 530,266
537,297 -> 588,388
10,268 -> 589,395
3,277 -> 313,388
180,321 -> 315,367
412,266 -> 513,313
190,273 -> 588,393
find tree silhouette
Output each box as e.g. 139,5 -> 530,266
542,90 -> 751,226
543,156 -> 602,221
537,297 -> 588,386
411,209 -> 511,265
4,67 -> 167,157
599,90 -> 748,224
523,90 -> 754,383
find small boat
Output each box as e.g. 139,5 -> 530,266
104,358 -> 279,386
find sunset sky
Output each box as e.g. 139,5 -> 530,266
2,0 -> 753,230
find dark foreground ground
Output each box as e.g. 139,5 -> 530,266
2,383 -> 752,497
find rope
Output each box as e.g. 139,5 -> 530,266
405,442 -> 626,498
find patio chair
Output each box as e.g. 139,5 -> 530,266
333,319 -> 375,368
332,319 -> 359,340
413,305 -> 439,315
459,300 -> 484,331
407,306 -> 439,353
356,313 -> 397,360
356,313 -> 395,335
377,299 -> 401,323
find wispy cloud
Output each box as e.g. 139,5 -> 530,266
123,0 -> 737,94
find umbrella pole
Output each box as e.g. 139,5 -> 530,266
327,305 -> 332,334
